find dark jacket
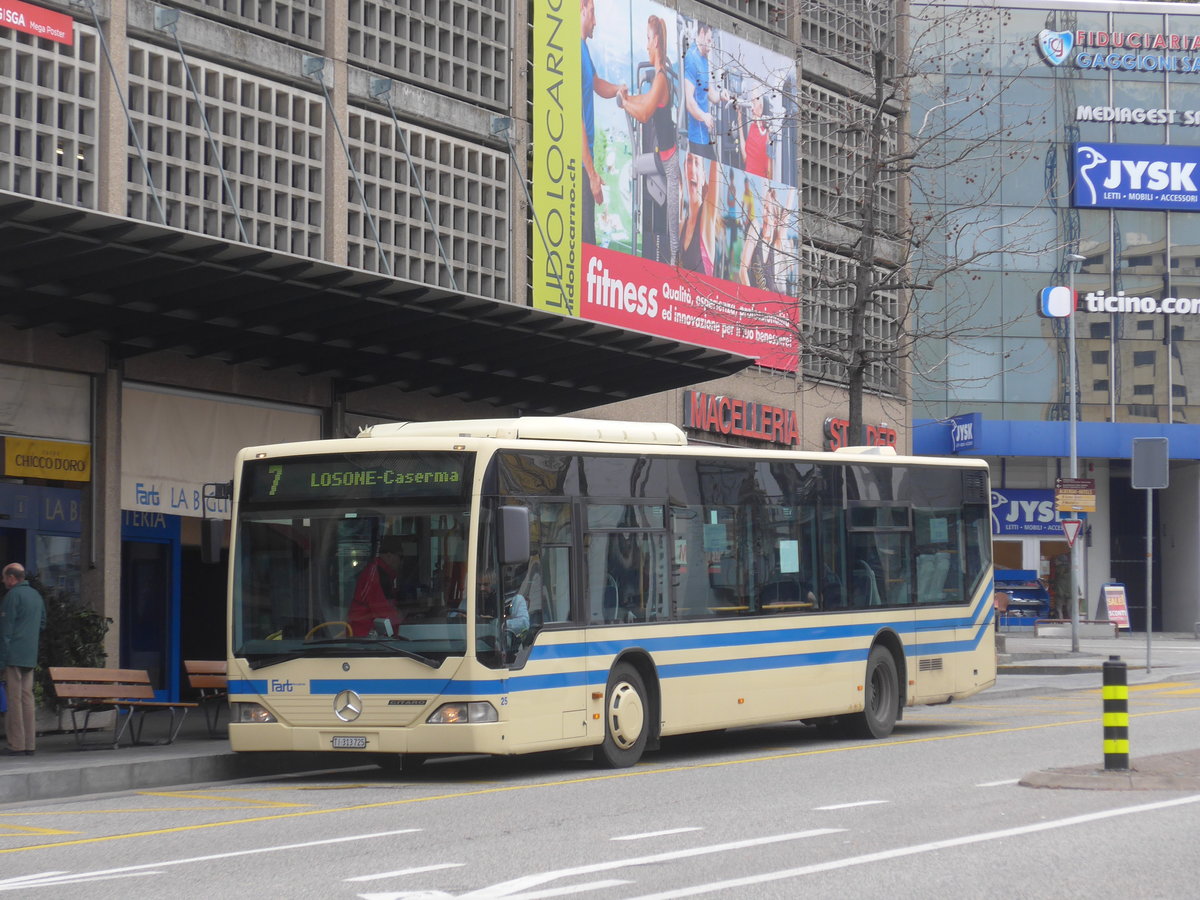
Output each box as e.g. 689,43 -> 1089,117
0,581 -> 47,669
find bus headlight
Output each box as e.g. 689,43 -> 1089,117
233,702 -> 277,724
427,702 -> 498,724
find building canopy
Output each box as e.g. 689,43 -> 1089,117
0,194 -> 752,413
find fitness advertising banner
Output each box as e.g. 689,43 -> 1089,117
534,0 -> 800,371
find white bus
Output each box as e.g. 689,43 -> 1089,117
227,417 -> 996,768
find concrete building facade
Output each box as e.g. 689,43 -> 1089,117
1,1 -> 900,695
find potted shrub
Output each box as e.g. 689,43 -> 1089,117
27,576 -> 111,733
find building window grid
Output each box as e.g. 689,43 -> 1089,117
706,0 -> 789,35
347,0 -> 508,107
799,1 -> 894,76
170,0 -> 323,44
801,246 -> 899,392
800,82 -> 898,232
347,107 -> 507,298
125,42 -> 324,255
0,27 -> 99,208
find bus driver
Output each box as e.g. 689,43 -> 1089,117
348,535 -> 406,635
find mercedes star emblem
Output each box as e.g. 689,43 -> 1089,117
333,689 -> 363,722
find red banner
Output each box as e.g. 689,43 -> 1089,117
581,244 -> 797,371
0,0 -> 73,45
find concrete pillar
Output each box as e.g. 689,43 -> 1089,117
81,365 -> 123,665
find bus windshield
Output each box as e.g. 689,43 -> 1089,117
232,451 -> 474,668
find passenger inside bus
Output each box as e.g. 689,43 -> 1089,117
348,535 -> 407,636
477,565 -> 530,656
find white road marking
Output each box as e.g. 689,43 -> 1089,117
976,778 -> 1019,787
358,886 -> 632,900
612,828 -> 702,841
0,874 -> 67,887
0,828 -> 421,891
348,864 -> 466,882
812,800 -> 888,810
628,794 -> 1200,898
0,872 -> 160,889
458,829 -> 842,898
481,880 -> 632,900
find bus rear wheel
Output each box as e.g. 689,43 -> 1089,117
594,662 -> 649,768
845,646 -> 899,739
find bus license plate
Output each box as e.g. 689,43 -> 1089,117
331,736 -> 368,749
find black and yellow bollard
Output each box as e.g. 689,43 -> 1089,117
1102,655 -> 1129,771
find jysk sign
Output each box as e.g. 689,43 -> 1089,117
991,489 -> 1059,536
1074,143 -> 1200,210
948,413 -> 980,453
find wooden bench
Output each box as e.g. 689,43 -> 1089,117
185,659 -> 228,737
49,667 -> 198,749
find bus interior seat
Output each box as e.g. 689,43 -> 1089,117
852,561 -> 882,606
603,574 -> 619,623
821,580 -> 844,609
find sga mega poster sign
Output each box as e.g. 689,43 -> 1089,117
533,0 -> 799,371
1074,143 -> 1200,211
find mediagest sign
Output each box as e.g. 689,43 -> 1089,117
0,1 -> 73,45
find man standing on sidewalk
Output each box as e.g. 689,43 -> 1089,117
1,563 -> 46,756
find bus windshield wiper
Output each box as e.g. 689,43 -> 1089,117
303,636 -> 438,665
245,651 -> 306,669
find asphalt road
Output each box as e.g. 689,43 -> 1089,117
2,673 -> 1199,898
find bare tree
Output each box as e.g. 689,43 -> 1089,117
695,0 -> 1061,441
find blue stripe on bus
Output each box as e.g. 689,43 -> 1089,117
229,583 -> 997,698
230,680 -> 269,695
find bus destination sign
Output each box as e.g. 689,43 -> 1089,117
241,452 -> 470,504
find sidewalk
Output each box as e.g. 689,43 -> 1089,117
3,630 -> 1199,806
0,714 -> 362,806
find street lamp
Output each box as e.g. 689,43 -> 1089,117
1066,252 -> 1086,653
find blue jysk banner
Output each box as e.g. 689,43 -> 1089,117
991,488 -> 1060,536
1074,142 -> 1200,210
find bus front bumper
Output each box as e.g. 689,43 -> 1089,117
228,721 -> 510,756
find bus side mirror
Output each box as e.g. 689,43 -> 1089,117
499,506 -> 530,566
201,517 -> 225,565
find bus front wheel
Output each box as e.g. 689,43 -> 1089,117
594,662 -> 648,768
845,646 -> 899,739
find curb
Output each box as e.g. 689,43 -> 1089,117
998,664 -> 1105,676
0,751 -> 366,805
1020,749 -> 1200,791
1020,768 -> 1200,791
